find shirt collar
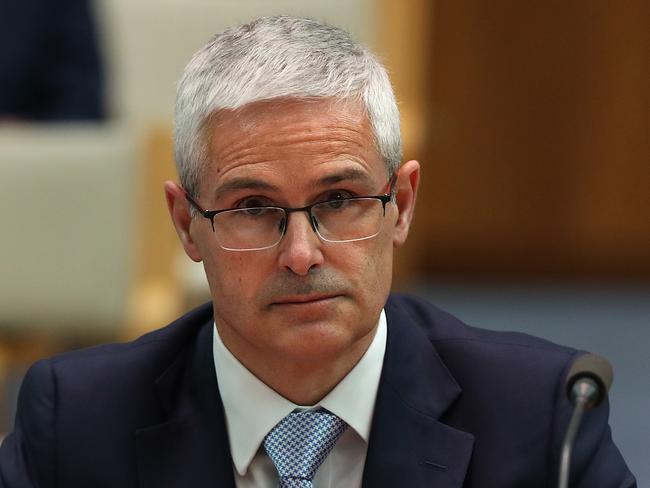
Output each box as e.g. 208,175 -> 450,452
212,310 -> 387,476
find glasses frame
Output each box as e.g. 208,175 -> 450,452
184,173 -> 397,252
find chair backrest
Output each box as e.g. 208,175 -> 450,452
0,125 -> 135,331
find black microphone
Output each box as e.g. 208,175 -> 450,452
558,353 -> 614,488
565,353 -> 613,409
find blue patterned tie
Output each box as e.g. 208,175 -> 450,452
263,410 -> 348,487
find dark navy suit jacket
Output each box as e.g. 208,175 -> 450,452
0,294 -> 636,487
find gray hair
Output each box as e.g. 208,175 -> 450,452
174,15 -> 402,198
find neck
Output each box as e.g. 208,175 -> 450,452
217,323 -> 377,406
258,344 -> 373,405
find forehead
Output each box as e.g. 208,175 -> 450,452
209,97 -> 373,146
201,98 -> 385,195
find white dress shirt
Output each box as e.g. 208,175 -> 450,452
212,310 -> 387,488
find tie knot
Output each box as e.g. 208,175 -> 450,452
263,410 -> 347,486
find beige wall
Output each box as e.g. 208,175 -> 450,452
97,0 -> 378,125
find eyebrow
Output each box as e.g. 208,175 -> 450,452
213,177 -> 278,199
315,167 -> 376,188
212,167 -> 377,200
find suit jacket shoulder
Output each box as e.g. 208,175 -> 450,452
0,303 -> 218,488
386,293 -> 580,407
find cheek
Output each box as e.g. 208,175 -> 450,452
370,238 -> 394,298
192,224 -> 264,301
204,252 -> 266,299
342,233 -> 394,306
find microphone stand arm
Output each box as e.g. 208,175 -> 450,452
558,378 -> 599,488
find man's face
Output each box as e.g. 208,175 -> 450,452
168,98 -> 418,371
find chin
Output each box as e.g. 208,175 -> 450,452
273,318 -> 374,363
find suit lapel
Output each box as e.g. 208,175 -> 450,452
136,320 -> 236,488
362,298 -> 475,488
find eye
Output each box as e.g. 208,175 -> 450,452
320,190 -> 353,210
237,196 -> 273,209
322,190 -> 353,202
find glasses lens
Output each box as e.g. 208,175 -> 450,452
312,198 -> 384,242
212,207 -> 285,250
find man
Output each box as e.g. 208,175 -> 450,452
0,15 -> 635,488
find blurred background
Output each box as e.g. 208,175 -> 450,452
1,0 -> 648,483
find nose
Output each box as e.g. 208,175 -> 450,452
276,211 -> 324,276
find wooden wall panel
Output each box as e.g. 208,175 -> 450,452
380,1 -> 650,282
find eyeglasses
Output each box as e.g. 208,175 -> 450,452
185,174 -> 396,252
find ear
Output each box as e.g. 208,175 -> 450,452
391,160 -> 420,247
164,181 -> 203,262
